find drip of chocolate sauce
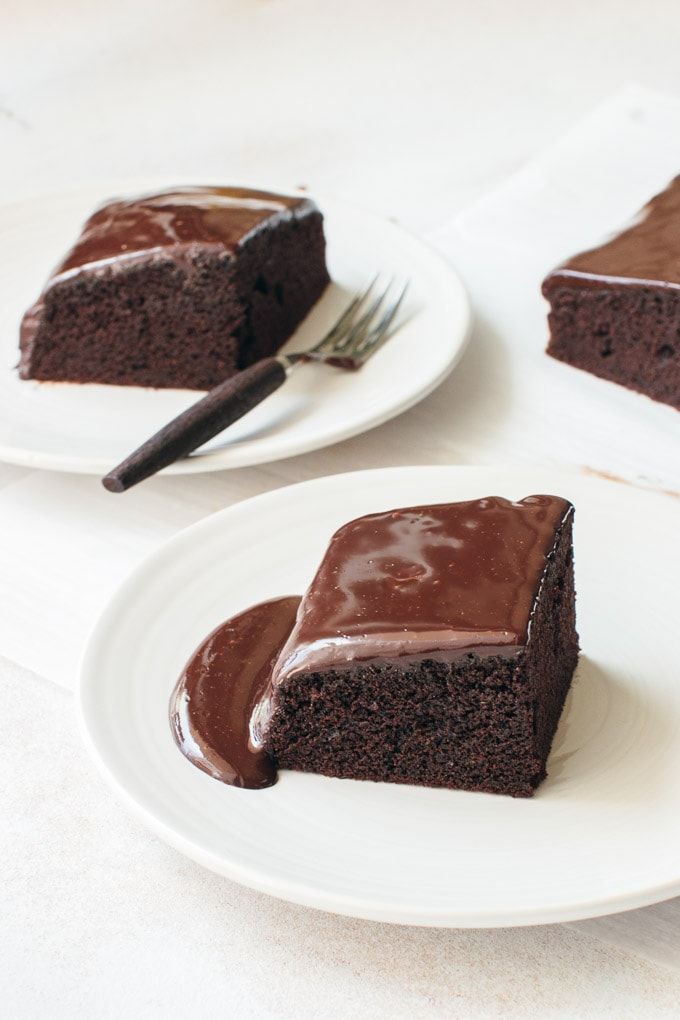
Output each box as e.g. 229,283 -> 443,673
170,596 -> 300,789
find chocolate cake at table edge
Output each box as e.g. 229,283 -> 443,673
19,186 -> 329,390
542,175 -> 680,411
253,495 -> 579,798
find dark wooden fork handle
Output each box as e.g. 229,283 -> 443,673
102,357 -> 287,492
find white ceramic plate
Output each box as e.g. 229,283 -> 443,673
0,183 -> 470,474
79,465 -> 680,927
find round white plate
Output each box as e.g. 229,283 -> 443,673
79,465 -> 680,927
0,183 -> 470,474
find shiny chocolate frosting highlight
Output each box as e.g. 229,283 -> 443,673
47,186 -> 315,284
170,596 -> 300,789
543,174 -> 680,290
268,495 -> 573,685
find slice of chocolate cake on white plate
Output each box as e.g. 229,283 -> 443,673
254,494 -> 578,797
20,186 -> 329,390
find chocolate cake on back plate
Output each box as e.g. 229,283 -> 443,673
543,175 -> 680,410
253,494 -> 579,798
20,186 -> 329,390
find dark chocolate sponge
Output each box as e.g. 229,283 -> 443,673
19,186 -> 330,390
256,496 -> 579,798
543,176 -> 680,411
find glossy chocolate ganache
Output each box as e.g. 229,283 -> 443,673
171,495 -> 573,789
543,174 -> 680,289
47,186 -> 313,283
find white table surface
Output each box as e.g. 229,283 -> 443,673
3,2 -> 680,1016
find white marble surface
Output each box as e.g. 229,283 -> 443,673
3,2 -> 680,1016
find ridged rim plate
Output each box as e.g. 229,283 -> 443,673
0,181 -> 470,473
79,465 -> 680,927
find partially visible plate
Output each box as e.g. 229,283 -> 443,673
79,465 -> 680,927
0,182 -> 470,473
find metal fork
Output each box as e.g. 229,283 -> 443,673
103,278 -> 408,492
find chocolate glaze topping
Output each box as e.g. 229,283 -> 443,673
267,495 -> 573,685
170,596 -> 300,789
543,175 -> 680,290
47,186 -> 315,285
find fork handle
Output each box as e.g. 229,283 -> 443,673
102,357 -> 287,492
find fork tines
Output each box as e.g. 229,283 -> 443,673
312,277 -> 409,367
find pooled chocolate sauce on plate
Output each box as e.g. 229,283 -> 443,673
170,596 -> 300,789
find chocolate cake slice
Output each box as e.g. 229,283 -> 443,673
543,176 -> 680,410
254,495 -> 578,798
20,186 -> 329,390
